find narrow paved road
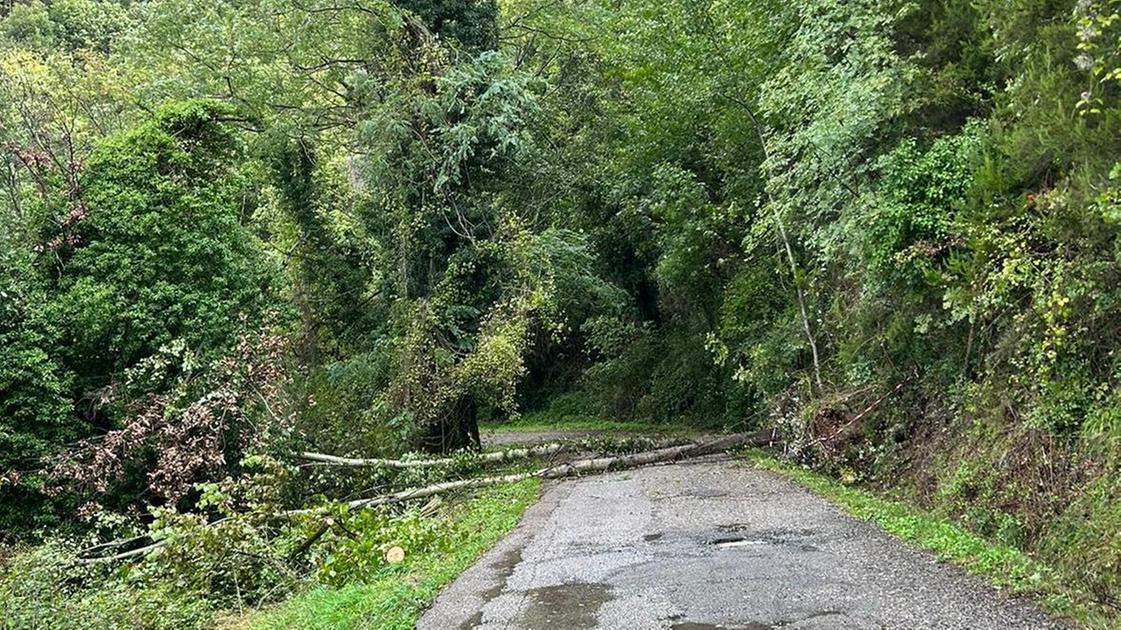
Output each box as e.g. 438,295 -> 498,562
418,456 -> 1061,629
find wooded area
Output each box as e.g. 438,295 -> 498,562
2,0 -> 1121,627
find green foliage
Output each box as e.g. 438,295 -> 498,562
293,351 -> 400,457
864,125 -> 986,293
1074,0 -> 1121,115
0,473 -> 539,630
1043,474 -> 1121,609
141,455 -> 299,605
0,245 -> 77,537
0,0 -> 132,52
52,100 -> 272,383
0,542 -> 216,629
5,0 -> 1121,622
268,138 -> 383,364
312,509 -> 442,586
0,97 -> 277,534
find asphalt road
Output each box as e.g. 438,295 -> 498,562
417,455 -> 1061,630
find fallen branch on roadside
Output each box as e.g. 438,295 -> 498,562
77,540 -> 166,565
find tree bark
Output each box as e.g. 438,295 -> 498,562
421,395 -> 482,454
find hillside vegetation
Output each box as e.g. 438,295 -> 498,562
2,0 -> 1121,626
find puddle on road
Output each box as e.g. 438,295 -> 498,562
480,547 -> 523,599
519,582 -> 613,629
461,548 -> 525,629
493,547 -> 523,573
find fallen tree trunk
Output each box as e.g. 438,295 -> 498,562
344,429 -> 777,510
298,442 -> 569,469
298,435 -> 697,470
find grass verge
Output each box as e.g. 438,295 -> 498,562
744,450 -> 1106,627
232,479 -> 539,630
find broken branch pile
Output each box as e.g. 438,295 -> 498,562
77,429 -> 778,563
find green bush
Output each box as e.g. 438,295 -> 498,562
52,100 -> 274,385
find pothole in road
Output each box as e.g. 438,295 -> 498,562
668,618 -> 766,623
709,528 -> 820,550
711,537 -> 765,548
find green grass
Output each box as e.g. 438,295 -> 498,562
235,480 -> 539,630
744,451 -> 1106,627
